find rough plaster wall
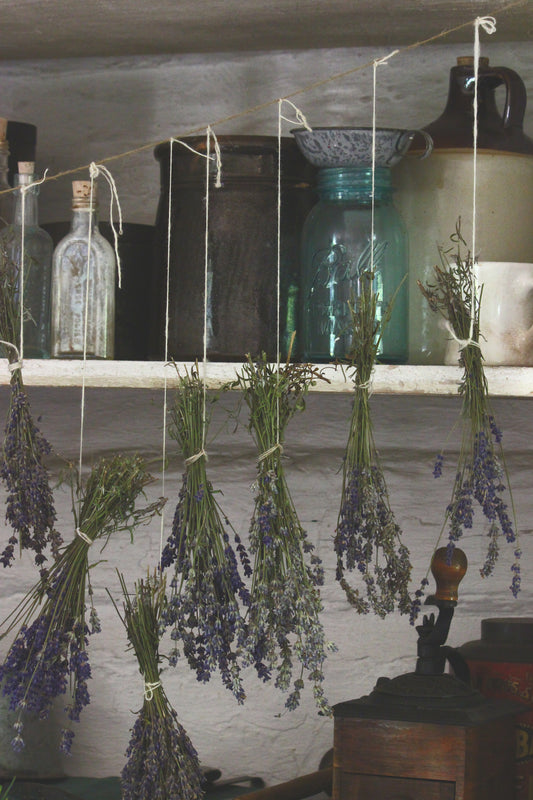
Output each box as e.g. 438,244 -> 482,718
0,39 -> 531,787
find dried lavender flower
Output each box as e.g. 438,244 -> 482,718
414,222 -> 520,613
0,239 -> 59,569
334,267 -> 412,617
0,454 -> 164,754
160,366 -> 250,703
233,355 -> 335,716
114,572 -> 204,800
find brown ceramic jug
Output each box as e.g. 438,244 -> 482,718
394,56 -> 533,364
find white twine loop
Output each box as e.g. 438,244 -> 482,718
279,98 -> 312,131
0,341 -> 22,372
89,162 -> 123,288
144,681 -> 161,700
355,376 -> 373,394
444,320 -> 482,351
169,131 -> 222,188
258,442 -> 284,462
184,448 -> 208,466
76,528 -> 93,545
373,49 -> 400,68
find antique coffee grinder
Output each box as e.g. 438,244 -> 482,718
332,547 -> 521,800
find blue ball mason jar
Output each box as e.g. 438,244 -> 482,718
299,166 -> 408,363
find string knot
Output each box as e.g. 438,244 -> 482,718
258,442 -> 284,462
279,98 -> 312,131
76,528 -> 93,545
0,342 -> 22,372
184,448 -> 208,466
475,16 -> 497,35
144,681 -> 162,700
373,49 -> 400,67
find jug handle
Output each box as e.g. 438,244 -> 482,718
483,66 -> 527,129
397,129 -> 434,160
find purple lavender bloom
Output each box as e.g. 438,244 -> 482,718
121,704 -> 204,800
335,466 -> 412,617
0,382 -> 61,569
161,470 -> 250,704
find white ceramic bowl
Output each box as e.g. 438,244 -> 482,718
292,126 -> 433,168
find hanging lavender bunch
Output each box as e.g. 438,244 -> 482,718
0,454 -> 164,755
334,266 -> 412,618
160,366 -> 251,703
114,572 -> 204,800
414,223 -> 520,619
0,239 -> 59,570
233,355 -> 334,716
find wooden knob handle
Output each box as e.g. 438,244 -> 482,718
430,546 -> 468,603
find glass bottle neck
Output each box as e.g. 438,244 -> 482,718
316,166 -> 394,203
70,204 -> 99,233
13,184 -> 39,227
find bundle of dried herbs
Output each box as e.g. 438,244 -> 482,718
0,239 -> 59,570
114,572 -> 204,800
413,224 -> 520,620
160,366 -> 251,703
334,267 -> 412,618
0,454 -> 164,754
233,355 -> 334,715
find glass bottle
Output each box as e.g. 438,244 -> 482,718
0,162 -> 53,358
0,118 -> 13,229
299,166 -> 408,363
51,180 -> 115,359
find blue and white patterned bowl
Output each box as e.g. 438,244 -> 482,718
291,127 -> 433,168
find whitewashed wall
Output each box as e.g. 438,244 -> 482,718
0,36 -> 531,790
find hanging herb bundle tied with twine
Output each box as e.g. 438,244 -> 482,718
160,364 -> 251,704
412,223 -> 520,620
0,239 -> 60,570
0,454 -> 164,755
233,354 -> 335,716
113,571 -> 204,800
334,258 -> 412,618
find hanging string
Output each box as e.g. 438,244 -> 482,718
18,169 -> 49,362
370,51 -> 398,277
157,132 -> 221,560
444,15 -> 497,352
89,162 -> 123,287
278,98 -> 313,131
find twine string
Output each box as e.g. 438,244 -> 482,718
144,681 -> 162,700
76,528 -> 93,545
258,442 -> 284,462
18,170 -> 49,361
0,340 -> 22,371
279,98 -> 313,131
89,162 -> 123,288
459,15 -> 497,349
158,132 -> 219,559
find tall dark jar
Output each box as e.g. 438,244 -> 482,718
150,135 -> 316,361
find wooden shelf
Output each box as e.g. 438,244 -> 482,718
1,360 -> 532,397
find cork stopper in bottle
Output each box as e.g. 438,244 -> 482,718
18,161 -> 34,175
72,180 -> 97,200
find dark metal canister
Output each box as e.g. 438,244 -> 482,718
459,618 -> 533,800
150,135 -> 315,361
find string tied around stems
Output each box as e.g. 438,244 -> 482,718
258,442 -> 284,462
0,341 -> 22,372
144,681 -> 162,701
184,448 -> 208,467
76,528 -> 93,545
